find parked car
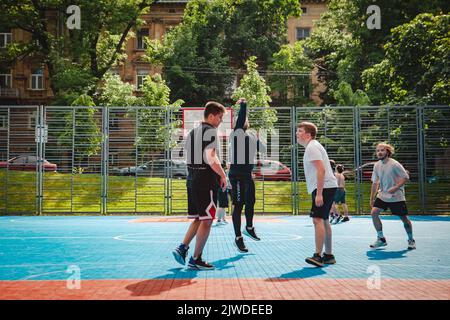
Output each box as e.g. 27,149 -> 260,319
0,155 -> 57,172
113,159 -> 187,178
253,160 -> 291,181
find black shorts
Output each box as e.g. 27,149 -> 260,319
334,188 -> 346,204
217,188 -> 230,208
310,188 -> 337,220
230,175 -> 255,206
187,186 -> 218,220
373,198 -> 408,216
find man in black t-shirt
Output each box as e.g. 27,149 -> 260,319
172,101 -> 227,270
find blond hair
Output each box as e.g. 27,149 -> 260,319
376,142 -> 395,156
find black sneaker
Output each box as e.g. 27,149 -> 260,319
234,236 -> 249,253
342,217 -> 350,222
322,253 -> 336,264
243,226 -> 260,241
188,256 -> 215,270
305,253 -> 324,267
172,244 -> 188,265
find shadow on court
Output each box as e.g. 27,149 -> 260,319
126,254 -> 249,297
366,249 -> 409,260
268,266 -> 327,281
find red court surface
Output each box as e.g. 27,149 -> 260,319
1,279 -> 449,300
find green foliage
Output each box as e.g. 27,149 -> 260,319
0,0 -> 153,97
331,81 -> 371,106
232,56 -> 277,131
362,13 -> 450,105
267,41 -> 314,105
57,94 -> 101,166
146,0 -> 302,106
304,0 -> 448,104
99,73 -> 137,106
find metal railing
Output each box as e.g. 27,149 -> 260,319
0,105 -> 449,215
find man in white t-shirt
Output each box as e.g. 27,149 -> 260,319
297,122 -> 338,267
369,143 -> 416,250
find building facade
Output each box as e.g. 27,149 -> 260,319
0,0 -> 327,106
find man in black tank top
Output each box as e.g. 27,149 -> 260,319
172,101 -> 227,270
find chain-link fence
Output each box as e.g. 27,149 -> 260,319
0,105 -> 448,215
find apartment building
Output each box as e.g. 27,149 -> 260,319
0,0 -> 327,106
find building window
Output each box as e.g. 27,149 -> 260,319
136,69 -> 149,90
0,69 -> 12,88
0,33 -> 12,48
296,27 -> 310,41
0,115 -> 7,130
301,7 -> 307,14
28,111 -> 37,129
30,68 -> 44,90
110,114 -> 120,130
137,28 -> 149,50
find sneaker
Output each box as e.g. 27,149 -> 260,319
243,226 -> 260,241
322,253 -> 336,264
214,220 -> 222,226
172,244 -> 188,265
336,215 -> 343,224
188,256 -> 215,270
341,217 -> 350,223
408,239 -> 416,250
234,236 -> 249,253
370,237 -> 387,249
305,253 -> 324,267
222,220 -> 228,224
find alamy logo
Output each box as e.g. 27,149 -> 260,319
366,5 -> 381,30
66,5 -> 81,30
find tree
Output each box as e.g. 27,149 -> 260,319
332,81 -> 371,106
0,0 -> 154,103
58,94 -> 101,172
146,0 -> 302,106
232,56 -> 277,131
362,13 -> 450,105
304,0 -> 448,104
267,41 -> 314,106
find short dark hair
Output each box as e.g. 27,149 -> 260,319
204,101 -> 226,118
336,164 -> 344,173
298,121 -> 317,138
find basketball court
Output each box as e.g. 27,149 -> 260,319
1,215 -> 449,300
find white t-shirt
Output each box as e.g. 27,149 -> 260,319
371,158 -> 409,202
303,139 -> 338,194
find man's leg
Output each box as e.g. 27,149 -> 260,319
324,218 -> 332,255
399,215 -> 414,240
371,206 -> 384,237
342,203 -> 349,217
183,219 -> 201,246
193,219 -> 213,258
313,217 -> 325,255
370,206 -> 387,248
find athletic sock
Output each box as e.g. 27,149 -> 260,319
377,231 -> 384,239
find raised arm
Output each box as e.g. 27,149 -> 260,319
234,99 -> 247,130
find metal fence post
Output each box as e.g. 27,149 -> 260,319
35,105 -> 44,215
417,106 -> 426,214
353,106 -> 362,214
101,106 -> 109,215
290,106 -> 298,215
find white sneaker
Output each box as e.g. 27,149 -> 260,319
370,238 -> 387,249
408,240 -> 416,250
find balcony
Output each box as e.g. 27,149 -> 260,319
0,87 -> 19,97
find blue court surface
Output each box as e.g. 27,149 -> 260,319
1,215 -> 449,281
